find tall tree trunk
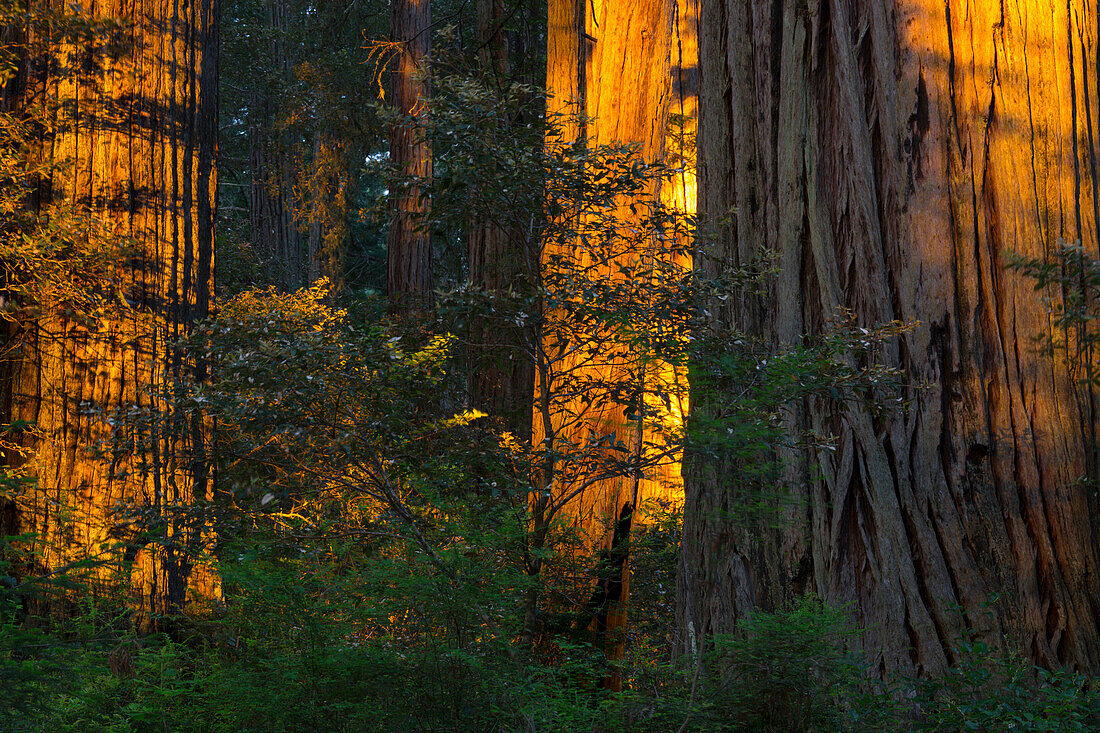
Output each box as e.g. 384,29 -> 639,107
467,0 -> 535,434
541,0 -> 689,676
248,0 -> 305,290
5,0 -> 217,628
387,0 -> 431,312
679,0 -> 1100,675
249,92 -> 300,287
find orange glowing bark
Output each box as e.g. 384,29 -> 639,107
540,0 -> 695,662
4,0 -> 217,626
541,0 -> 676,535
681,0 -> 1100,675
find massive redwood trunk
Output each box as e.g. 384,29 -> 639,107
387,0 -> 432,312
679,0 -> 1100,675
4,0 -> 217,626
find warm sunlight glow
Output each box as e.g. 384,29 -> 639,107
539,0 -> 696,578
12,3 -> 220,623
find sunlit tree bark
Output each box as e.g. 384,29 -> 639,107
388,0 -> 431,312
3,0 -> 217,627
540,0 -> 694,670
680,0 -> 1100,675
542,0 -> 676,549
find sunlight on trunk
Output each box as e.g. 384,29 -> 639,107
539,0 -> 696,677
680,0 -> 1100,675
7,0 -> 218,627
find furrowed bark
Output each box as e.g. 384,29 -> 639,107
4,0 -> 218,628
680,0 -> 1100,675
387,0 -> 432,312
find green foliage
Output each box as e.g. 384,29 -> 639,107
689,598 -> 892,732
7,565 -> 1100,731
909,621 -> 1100,732
623,500 -> 681,651
217,0 -> 396,292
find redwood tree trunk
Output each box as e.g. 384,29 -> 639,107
541,0 -> 689,675
467,0 -> 536,434
5,0 -> 217,627
543,0 -> 681,551
387,0 -> 431,312
248,0 -> 305,290
679,0 -> 1100,675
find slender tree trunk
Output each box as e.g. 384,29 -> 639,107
679,0 -> 1100,675
306,129 -> 349,290
248,0 -> 305,290
4,0 -> 218,628
476,0 -> 508,75
467,0 -> 535,434
387,0 -> 431,312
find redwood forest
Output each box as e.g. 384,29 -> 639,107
4,0 -> 1100,730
